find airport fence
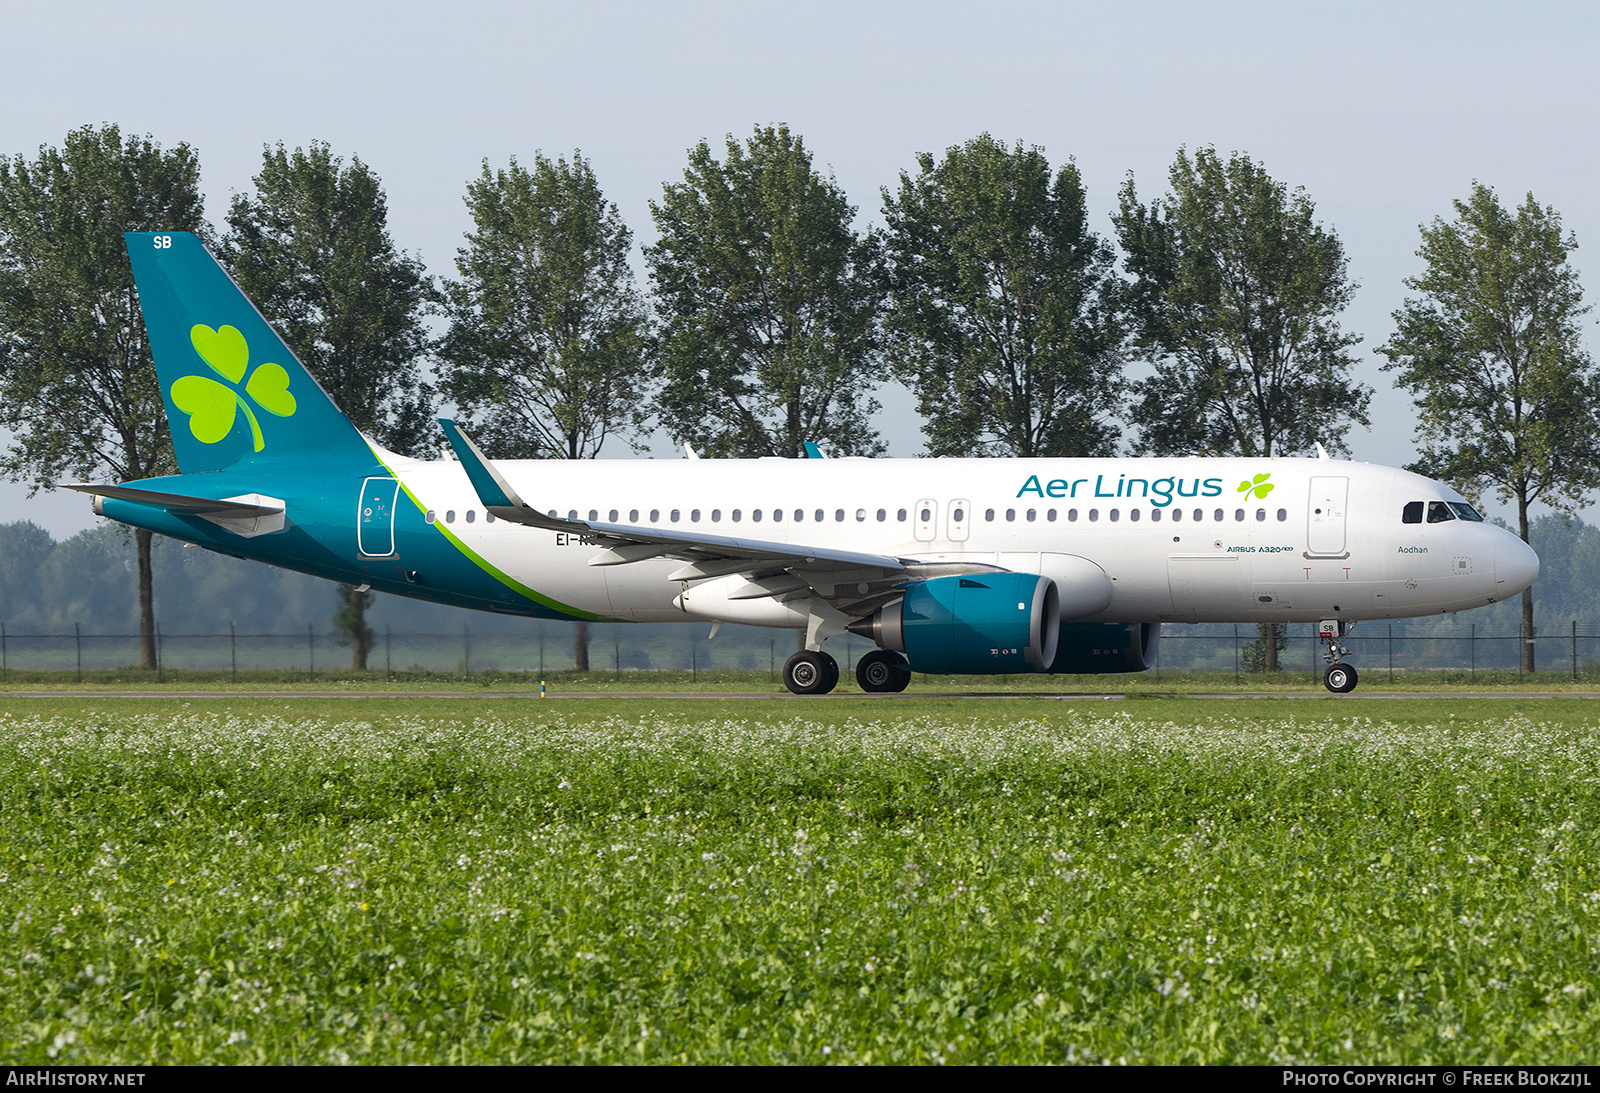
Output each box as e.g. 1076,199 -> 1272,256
1,620 -> 1599,682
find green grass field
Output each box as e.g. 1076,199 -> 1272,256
2,695 -> 1597,1063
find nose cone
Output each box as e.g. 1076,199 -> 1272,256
1497,533 -> 1540,598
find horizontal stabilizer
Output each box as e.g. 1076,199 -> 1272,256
64,483 -> 285,517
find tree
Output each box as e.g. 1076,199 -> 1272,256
881,135 -> 1124,457
0,124 -> 209,669
1379,183 -> 1600,672
223,141 -> 436,669
1116,147 -> 1372,670
647,125 -> 884,459
439,152 -> 652,670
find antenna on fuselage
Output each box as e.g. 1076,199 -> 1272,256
1315,442 -> 1330,460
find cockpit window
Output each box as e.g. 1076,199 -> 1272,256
1427,501 -> 1456,523
1402,501 -> 1423,524
1448,502 -> 1485,522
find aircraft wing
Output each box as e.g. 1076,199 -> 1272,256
437,420 -> 995,617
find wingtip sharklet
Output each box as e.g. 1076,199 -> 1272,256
436,419 -> 582,533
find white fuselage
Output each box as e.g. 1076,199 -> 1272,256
390,454 -> 1539,627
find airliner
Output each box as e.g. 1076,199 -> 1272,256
70,232 -> 1540,695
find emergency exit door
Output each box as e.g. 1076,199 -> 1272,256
358,477 -> 400,557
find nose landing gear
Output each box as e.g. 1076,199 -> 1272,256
1319,620 -> 1358,693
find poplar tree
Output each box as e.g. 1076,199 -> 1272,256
647,125 -> 884,459
1116,148 -> 1371,671
223,141 -> 435,670
440,152 -> 651,670
882,134 -> 1123,457
0,124 -> 209,669
1380,183 -> 1600,672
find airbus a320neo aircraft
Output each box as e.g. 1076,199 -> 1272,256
72,232 -> 1540,695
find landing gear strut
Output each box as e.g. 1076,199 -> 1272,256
855,649 -> 911,693
783,650 -> 840,695
1319,620 -> 1358,693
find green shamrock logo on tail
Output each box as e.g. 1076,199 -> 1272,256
1238,473 -> 1274,500
171,325 -> 297,451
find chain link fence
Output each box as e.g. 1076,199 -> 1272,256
1,620 -> 1596,682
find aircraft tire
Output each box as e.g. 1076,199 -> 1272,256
1323,663 -> 1359,694
784,650 -> 838,695
856,649 -> 909,693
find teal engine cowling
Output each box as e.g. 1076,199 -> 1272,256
1046,621 -> 1159,674
847,573 -> 1060,674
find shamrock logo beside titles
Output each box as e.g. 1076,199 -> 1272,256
170,324 -> 297,451
1237,473 -> 1274,500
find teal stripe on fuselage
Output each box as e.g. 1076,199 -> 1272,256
99,465 -> 597,621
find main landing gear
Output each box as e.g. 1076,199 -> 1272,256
782,649 -> 912,695
783,649 -> 840,695
1319,620 -> 1358,693
855,649 -> 911,693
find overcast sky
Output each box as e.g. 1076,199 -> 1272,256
5,0 -> 1599,538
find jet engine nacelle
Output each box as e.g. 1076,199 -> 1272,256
849,573 -> 1060,674
1046,621 -> 1159,674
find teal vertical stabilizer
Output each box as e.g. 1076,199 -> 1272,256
125,231 -> 376,474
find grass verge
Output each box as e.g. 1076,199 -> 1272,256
2,697 -> 1597,1063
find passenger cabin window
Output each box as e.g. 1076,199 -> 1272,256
446,510 -> 456,523
425,510 -> 436,524
466,510 -> 476,523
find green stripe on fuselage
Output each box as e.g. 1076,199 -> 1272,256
377,452 -> 611,623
